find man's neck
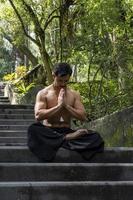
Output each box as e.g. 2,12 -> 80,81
52,84 -> 67,92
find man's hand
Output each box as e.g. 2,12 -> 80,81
58,88 -> 66,107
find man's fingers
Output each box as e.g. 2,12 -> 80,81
59,89 -> 65,97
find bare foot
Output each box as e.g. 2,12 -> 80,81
65,129 -> 88,140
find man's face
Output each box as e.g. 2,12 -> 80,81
53,74 -> 70,89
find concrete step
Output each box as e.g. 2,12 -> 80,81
0,100 -> 10,104
0,119 -> 34,125
0,114 -> 34,119
0,105 -> 34,109
0,143 -> 26,146
0,147 -> 132,163
0,102 -> 132,200
0,181 -> 132,200
0,99 -> 10,102
0,97 -> 9,100
0,130 -> 27,137
0,137 -> 26,144
0,102 -> 10,105
0,93 -> 4,96
0,146 -> 38,162
0,125 -> 29,130
0,109 -> 34,114
0,163 -> 132,181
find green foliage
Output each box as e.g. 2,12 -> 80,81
14,82 -> 35,96
70,78 -> 133,120
3,73 -> 15,81
2,65 -> 34,100
15,66 -> 27,79
2,65 -> 27,82
0,40 -> 14,79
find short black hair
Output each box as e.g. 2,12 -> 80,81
53,62 -> 72,77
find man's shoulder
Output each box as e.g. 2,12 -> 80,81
37,85 -> 52,96
68,88 -> 80,97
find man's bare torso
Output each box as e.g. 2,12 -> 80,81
38,85 -> 76,127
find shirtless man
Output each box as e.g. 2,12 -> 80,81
28,63 -> 104,161
34,63 -> 88,140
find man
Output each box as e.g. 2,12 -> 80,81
28,63 -> 104,161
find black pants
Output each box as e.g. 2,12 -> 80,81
27,122 -> 104,161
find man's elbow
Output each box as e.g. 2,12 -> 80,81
35,114 -> 40,121
35,111 -> 44,121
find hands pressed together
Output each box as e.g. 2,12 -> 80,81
56,87 -> 86,122
57,88 -> 67,107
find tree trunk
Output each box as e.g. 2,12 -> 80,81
19,45 -> 38,66
40,47 -> 53,84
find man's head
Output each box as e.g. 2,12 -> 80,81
53,63 -> 72,88
53,62 -> 72,77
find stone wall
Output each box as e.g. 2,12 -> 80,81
4,83 -> 44,105
86,106 -> 133,147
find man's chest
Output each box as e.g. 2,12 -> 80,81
46,91 -> 74,107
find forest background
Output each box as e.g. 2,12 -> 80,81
0,0 -> 133,121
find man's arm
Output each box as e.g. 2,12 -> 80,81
65,92 -> 87,121
34,90 -> 63,121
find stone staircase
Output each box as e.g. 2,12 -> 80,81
0,91 -> 133,200
0,97 -> 10,105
